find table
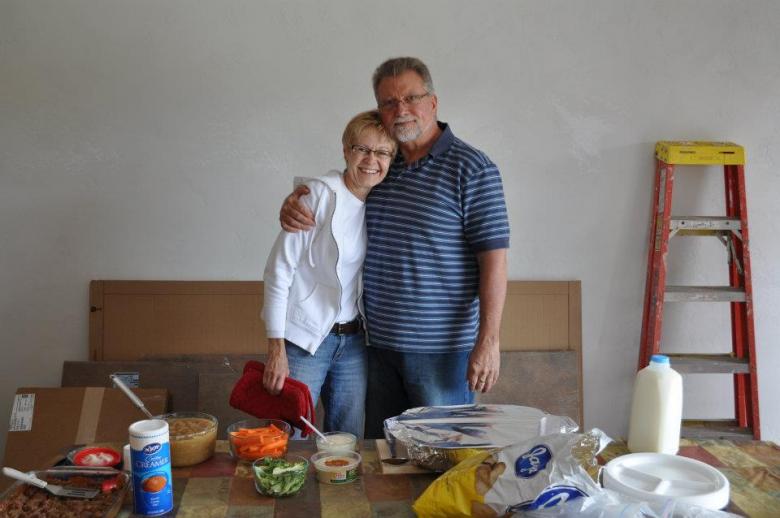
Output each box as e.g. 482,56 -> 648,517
599,438 -> 780,518
118,440 -> 436,518
116,438 -> 779,518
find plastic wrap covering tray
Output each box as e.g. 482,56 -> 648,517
383,404 -> 578,471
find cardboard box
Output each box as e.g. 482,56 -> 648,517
61,360 -> 200,411
1,387 -> 167,491
60,357 -> 260,436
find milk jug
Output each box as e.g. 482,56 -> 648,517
627,354 -> 683,454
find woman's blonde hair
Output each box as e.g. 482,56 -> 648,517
341,110 -> 396,154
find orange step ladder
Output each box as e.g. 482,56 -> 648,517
639,141 -> 760,439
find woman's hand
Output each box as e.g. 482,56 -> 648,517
280,185 -> 315,232
263,339 -> 289,395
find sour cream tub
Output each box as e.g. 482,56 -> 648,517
315,432 -> 357,453
310,450 -> 361,484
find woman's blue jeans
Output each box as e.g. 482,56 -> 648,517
285,333 -> 367,438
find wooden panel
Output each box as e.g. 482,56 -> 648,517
498,281 -> 578,351
477,351 -> 581,426
89,281 -> 104,360
569,281 -> 583,424
568,281 -> 582,351
92,281 -> 266,360
91,280 -> 581,360
103,295 -> 156,360
61,360 -> 200,411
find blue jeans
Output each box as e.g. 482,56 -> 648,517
364,347 -> 475,439
286,333 -> 367,438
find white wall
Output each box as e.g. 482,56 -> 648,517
2,1 -> 779,459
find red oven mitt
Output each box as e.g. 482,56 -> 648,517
229,360 -> 316,437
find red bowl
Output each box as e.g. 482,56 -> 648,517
72,446 -> 121,467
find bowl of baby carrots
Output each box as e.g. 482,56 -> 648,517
227,418 -> 292,461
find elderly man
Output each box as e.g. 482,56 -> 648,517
280,57 -> 510,438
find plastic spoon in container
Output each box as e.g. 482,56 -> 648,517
299,415 -> 329,444
109,374 -> 154,419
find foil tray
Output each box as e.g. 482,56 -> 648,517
383,404 -> 579,471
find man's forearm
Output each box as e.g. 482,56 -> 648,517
476,248 -> 508,345
467,248 -> 508,392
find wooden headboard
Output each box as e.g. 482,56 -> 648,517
89,280 -> 583,424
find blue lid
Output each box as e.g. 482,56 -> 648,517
650,354 -> 670,364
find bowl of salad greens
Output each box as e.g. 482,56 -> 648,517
252,455 -> 309,497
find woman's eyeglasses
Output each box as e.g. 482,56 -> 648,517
351,145 -> 394,160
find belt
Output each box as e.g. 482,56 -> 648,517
329,318 -> 363,335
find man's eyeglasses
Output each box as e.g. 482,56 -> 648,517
377,92 -> 431,111
351,144 -> 394,160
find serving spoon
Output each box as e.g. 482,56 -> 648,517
381,457 -> 411,465
110,374 -> 154,419
299,415 -> 330,444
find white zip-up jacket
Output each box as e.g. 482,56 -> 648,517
262,170 -> 366,354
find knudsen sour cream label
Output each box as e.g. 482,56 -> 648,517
129,419 -> 173,516
311,451 -> 361,484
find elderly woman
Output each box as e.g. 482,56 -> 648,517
261,110 -> 396,437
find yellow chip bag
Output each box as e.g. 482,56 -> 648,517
413,450 -> 503,518
413,431 -> 608,518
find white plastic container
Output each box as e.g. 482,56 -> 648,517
315,431 -> 357,453
129,419 -> 174,516
310,450 -> 361,484
627,354 -> 683,454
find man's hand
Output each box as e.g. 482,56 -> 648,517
263,338 -> 289,395
468,336 -> 500,393
280,185 -> 315,232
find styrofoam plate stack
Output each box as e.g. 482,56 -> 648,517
603,452 -> 729,510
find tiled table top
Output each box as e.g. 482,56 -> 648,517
118,439 -> 437,518
117,438 -> 780,518
599,438 -> 780,518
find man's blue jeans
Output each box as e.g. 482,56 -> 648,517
364,347 -> 475,439
286,333 -> 367,438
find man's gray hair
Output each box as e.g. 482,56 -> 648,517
372,57 -> 435,99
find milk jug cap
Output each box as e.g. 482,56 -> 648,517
650,354 -> 670,365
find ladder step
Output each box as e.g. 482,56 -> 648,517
665,286 -> 746,302
656,141 -> 745,165
665,354 -> 750,374
670,216 -> 741,233
682,420 -> 754,440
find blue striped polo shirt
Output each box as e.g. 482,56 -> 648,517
363,122 -> 510,353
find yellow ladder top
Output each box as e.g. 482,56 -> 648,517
656,141 -> 744,165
